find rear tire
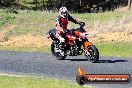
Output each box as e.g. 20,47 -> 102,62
51,43 -> 66,60
84,45 -> 99,63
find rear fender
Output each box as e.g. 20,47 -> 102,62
49,31 -> 58,41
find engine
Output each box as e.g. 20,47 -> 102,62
69,45 -> 78,56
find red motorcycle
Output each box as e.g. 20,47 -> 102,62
48,22 -> 99,63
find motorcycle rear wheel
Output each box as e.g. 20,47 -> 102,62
51,43 -> 66,60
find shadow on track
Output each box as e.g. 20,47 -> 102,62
98,60 -> 128,63
65,59 -> 88,61
64,58 -> 128,63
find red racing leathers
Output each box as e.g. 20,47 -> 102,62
55,14 -> 80,43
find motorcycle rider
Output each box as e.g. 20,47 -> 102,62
49,7 -> 83,49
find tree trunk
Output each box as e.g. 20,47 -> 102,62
128,0 -> 132,10
42,0 -> 44,8
33,0 -> 38,8
79,0 -> 81,7
0,0 -> 1,5
36,0 -> 38,8
61,0 -> 64,6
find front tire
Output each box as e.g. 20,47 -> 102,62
51,43 -> 66,60
84,45 -> 99,63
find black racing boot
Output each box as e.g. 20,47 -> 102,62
59,42 -> 65,50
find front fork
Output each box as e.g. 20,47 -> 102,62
83,41 -> 93,59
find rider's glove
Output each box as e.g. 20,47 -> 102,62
79,22 -> 85,27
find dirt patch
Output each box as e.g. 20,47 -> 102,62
92,32 -> 132,43
0,24 -> 16,41
0,15 -> 132,48
0,33 -> 51,47
1,28 -> 132,48
0,31 -> 6,40
0,22 -> 132,47
88,21 -> 132,43
0,23 -> 52,47
115,6 -> 129,12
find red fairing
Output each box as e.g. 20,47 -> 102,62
66,34 -> 76,40
66,34 -> 77,45
61,18 -> 68,29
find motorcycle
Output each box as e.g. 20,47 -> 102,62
48,22 -> 99,63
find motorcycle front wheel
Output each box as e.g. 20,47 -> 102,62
51,42 -> 66,60
84,45 -> 99,63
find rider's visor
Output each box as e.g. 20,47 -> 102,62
61,12 -> 68,16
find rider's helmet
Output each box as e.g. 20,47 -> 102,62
59,7 -> 68,17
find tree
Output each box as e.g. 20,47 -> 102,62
128,0 -> 132,10
33,0 -> 38,8
0,0 -> 1,5
0,0 -> 15,6
42,0 -> 44,8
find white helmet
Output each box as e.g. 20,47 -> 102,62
59,7 -> 68,17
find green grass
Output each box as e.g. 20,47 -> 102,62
0,9 -> 130,37
0,75 -> 87,88
0,46 -> 50,53
72,11 -> 130,23
0,12 -> 16,27
95,42 -> 132,57
0,42 -> 131,57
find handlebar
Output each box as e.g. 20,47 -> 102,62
64,22 -> 85,34
79,22 -> 85,27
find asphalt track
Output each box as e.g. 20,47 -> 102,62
0,51 -> 132,88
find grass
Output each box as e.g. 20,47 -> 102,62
73,11 -> 131,23
0,75 -> 87,88
95,42 -> 132,57
0,9 -> 130,40
0,46 -> 50,52
0,12 -> 16,27
0,9 -> 132,57
0,9 -> 130,37
0,42 -> 131,57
